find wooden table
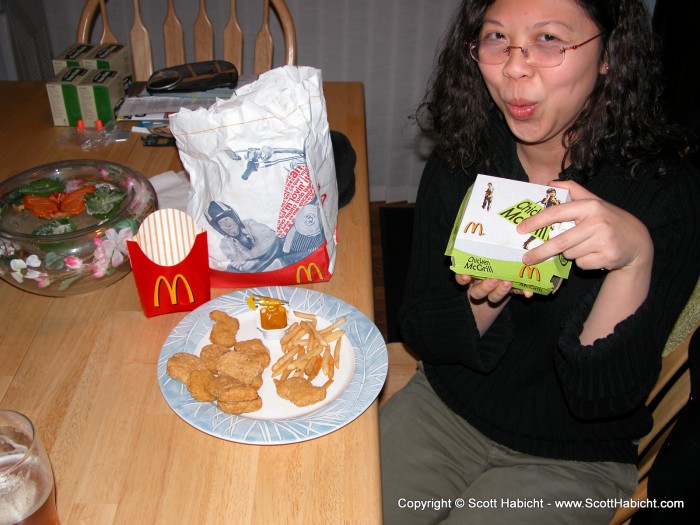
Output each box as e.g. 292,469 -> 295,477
0,81 -> 381,524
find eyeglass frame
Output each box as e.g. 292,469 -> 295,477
467,33 -> 604,68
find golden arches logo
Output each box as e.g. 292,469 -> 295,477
518,264 -> 541,281
295,263 -> 324,283
153,274 -> 194,307
463,221 -> 483,235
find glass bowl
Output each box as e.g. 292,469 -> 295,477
0,160 -> 157,297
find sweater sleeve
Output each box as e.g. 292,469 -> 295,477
399,153 -> 513,372
554,165 -> 700,419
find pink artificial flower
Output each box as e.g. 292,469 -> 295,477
91,236 -> 113,278
35,272 -> 51,288
64,255 -> 83,270
64,179 -> 85,193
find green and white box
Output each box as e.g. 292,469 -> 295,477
77,69 -> 126,126
82,44 -> 133,88
52,44 -> 95,75
446,174 -> 574,295
46,67 -> 89,126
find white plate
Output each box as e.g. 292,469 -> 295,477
157,286 -> 388,444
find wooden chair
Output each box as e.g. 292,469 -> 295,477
378,342 -> 418,406
75,0 -> 297,81
379,323 -> 698,525
609,322 -> 697,524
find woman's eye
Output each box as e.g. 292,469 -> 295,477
537,34 -> 561,43
482,32 -> 506,41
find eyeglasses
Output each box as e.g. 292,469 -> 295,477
468,33 -> 603,68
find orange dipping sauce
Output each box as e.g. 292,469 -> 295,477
260,305 -> 287,330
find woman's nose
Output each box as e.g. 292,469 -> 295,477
502,46 -> 533,78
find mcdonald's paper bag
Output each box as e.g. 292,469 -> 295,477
127,208 -> 210,317
445,174 -> 574,295
169,66 -> 337,288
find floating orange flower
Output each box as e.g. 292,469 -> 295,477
23,186 -> 95,219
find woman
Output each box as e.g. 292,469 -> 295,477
380,0 -> 700,523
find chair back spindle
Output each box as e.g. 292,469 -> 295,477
130,0 -> 152,81
223,0 -> 243,72
76,0 -> 296,81
193,0 -> 214,63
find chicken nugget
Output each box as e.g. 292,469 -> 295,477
235,338 -> 271,368
209,310 -> 240,347
217,351 -> 264,388
210,374 -> 259,402
186,368 -> 217,402
274,377 -> 330,407
200,343 -> 231,371
218,396 -> 263,414
166,352 -> 207,383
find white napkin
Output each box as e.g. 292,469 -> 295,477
149,170 -> 189,211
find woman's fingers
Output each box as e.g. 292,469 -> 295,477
517,180 -> 652,272
468,278 -> 516,303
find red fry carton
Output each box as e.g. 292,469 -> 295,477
128,208 -> 210,317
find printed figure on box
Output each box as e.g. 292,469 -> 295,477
522,188 -> 561,249
482,182 -> 494,211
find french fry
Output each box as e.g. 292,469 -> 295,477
305,355 -> 323,380
333,339 -> 341,369
288,343 -> 323,371
320,316 -> 347,334
321,346 -> 333,379
320,329 -> 345,344
272,344 -> 304,376
270,311 -> 347,389
280,322 -> 303,347
293,310 -> 317,321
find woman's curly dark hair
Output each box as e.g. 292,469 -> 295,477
418,0 -> 689,178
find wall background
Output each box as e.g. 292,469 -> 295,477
7,0 -> 657,202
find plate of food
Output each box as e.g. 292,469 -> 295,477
157,286 -> 388,444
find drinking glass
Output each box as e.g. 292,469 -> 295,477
0,410 -> 61,525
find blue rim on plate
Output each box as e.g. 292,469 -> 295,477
157,286 -> 388,444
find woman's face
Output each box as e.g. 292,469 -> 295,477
477,0 -> 605,156
218,216 -> 240,236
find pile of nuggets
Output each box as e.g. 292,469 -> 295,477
166,308 -> 346,413
166,310 -> 269,414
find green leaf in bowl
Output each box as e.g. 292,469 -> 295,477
32,217 -> 77,236
84,185 -> 127,219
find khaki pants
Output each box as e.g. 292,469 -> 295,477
380,368 -> 637,525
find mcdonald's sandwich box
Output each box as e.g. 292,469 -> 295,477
445,174 -> 574,295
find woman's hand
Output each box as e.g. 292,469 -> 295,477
456,274 -> 533,302
517,181 -> 653,274
517,180 -> 654,344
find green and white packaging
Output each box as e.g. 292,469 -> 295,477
77,69 -> 126,126
52,44 -> 95,75
45,67 -> 89,126
446,174 -> 574,295
82,44 -> 134,88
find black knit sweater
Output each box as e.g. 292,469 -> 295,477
399,120 -> 700,463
